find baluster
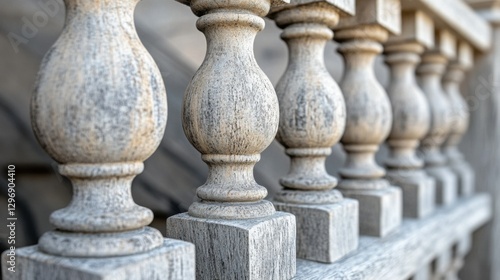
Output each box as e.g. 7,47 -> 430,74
443,42 -> 475,280
333,0 -> 403,237
7,0 -> 195,279
166,0 -> 296,278
443,42 -> 475,198
384,10 -> 436,219
417,29 -> 458,280
417,29 -> 458,207
268,0 -> 358,263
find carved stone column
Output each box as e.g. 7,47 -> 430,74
417,29 -> 458,280
417,29 -> 458,207
3,0 -> 195,279
268,0 -> 358,263
333,0 -> 403,237
443,42 -> 475,198
384,11 -> 436,219
166,0 -> 296,278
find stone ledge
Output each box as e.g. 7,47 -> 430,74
294,194 -> 492,279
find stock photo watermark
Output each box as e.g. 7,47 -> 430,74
7,0 -> 63,54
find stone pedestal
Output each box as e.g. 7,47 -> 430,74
2,240 -> 195,280
340,186 -> 402,237
449,161 -> 475,197
426,166 -> 458,206
167,212 -> 295,280
274,197 -> 358,263
387,170 -> 435,218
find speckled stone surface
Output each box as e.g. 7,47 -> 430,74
387,170 -> 436,218
166,211 -> 296,280
426,166 -> 457,206
340,186 -> 402,237
274,198 -> 358,263
1,240 -> 195,280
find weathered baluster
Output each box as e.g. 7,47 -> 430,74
268,0 -> 358,263
166,0 -> 296,278
443,42 -> 475,280
3,0 -> 195,279
417,29 -> 458,280
443,41 -> 475,198
333,0 -> 403,237
384,10 -> 436,219
417,29 -> 458,207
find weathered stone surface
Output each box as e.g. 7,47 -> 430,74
335,0 -> 401,34
274,197 -> 358,263
166,212 -> 296,280
2,240 -> 195,280
341,186 -> 402,237
387,170 -> 435,218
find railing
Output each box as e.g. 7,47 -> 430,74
0,0 -> 495,279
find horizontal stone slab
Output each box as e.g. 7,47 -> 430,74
294,194 -> 491,279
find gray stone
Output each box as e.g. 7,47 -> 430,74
387,170 -> 436,218
274,198 -> 358,263
340,186 -> 402,237
1,240 -> 195,280
426,166 -> 458,206
449,161 -> 475,197
166,211 -> 296,280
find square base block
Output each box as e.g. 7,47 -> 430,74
340,186 -> 402,237
449,161 -> 475,197
426,166 -> 458,206
387,172 -> 436,219
166,211 -> 296,280
1,239 -> 195,280
274,198 -> 358,263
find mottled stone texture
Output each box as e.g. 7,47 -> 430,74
341,186 -> 402,237
275,198 -> 358,263
2,240 -> 195,280
426,166 -> 457,206
167,212 -> 296,280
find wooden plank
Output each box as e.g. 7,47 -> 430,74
295,194 -> 492,279
401,0 -> 491,51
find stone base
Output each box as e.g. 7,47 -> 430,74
274,198 -> 358,263
1,239 -> 195,280
166,211 -> 296,280
449,161 -> 475,197
340,186 -> 402,237
425,166 -> 458,206
413,264 -> 431,280
433,248 -> 453,280
387,170 -> 436,219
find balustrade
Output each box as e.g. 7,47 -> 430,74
0,0 -> 496,279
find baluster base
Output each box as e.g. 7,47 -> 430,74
433,249 -> 453,280
274,196 -> 358,263
166,211 -> 296,280
387,170 -> 436,218
449,160 -> 475,197
425,166 -> 458,206
1,239 -> 195,280
340,186 -> 402,237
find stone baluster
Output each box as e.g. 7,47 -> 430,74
417,29 -> 457,280
417,29 -> 458,207
384,10 -> 436,219
166,0 -> 296,278
443,41 -> 475,198
443,42 -> 475,280
333,0 -> 403,237
268,0 -> 358,263
5,0 -> 195,279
